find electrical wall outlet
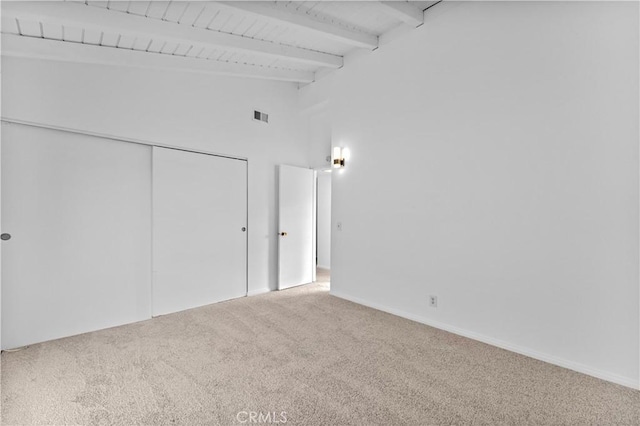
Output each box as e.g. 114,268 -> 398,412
429,295 -> 438,308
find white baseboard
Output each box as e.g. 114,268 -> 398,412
247,288 -> 271,297
330,290 -> 639,390
317,265 -> 331,270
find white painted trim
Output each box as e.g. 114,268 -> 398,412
331,290 -> 640,390
247,288 -> 271,297
316,265 -> 331,270
2,2 -> 342,69
2,35 -> 315,84
312,170 -> 317,283
637,0 -> 640,397
218,2 -> 378,50
0,118 -> 248,162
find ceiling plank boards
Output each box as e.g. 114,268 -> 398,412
378,1 -> 424,27
2,34 -> 315,83
1,1 -> 435,84
218,1 -> 378,50
3,1 -> 343,69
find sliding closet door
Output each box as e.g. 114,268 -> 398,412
152,147 -> 247,316
1,123 -> 152,350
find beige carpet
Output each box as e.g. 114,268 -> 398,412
2,276 -> 639,425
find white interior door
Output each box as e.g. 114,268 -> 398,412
278,165 -> 315,290
152,147 -> 247,316
1,123 -> 152,350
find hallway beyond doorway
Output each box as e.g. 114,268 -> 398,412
315,267 -> 330,289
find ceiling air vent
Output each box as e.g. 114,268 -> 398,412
253,110 -> 269,123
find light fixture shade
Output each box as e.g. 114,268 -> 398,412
332,146 -> 344,168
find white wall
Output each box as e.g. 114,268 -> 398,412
1,57 -> 308,294
317,173 -> 332,269
325,1 -> 640,388
305,109 -> 332,169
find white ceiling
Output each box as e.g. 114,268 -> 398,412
2,1 -> 440,84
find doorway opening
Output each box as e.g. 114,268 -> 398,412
315,170 -> 332,289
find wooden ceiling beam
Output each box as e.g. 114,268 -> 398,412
217,2 -> 378,50
2,34 -> 315,84
378,1 -> 424,27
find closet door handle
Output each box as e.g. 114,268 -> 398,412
1,233 -> 11,241
280,232 -> 288,237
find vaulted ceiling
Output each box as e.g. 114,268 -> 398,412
2,1 -> 439,84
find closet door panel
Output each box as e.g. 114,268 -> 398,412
152,147 -> 247,316
1,123 -> 152,349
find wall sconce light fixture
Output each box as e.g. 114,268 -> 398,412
332,146 -> 345,168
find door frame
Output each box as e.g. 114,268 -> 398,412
315,168 -> 332,272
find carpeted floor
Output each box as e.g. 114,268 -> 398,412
2,272 -> 639,425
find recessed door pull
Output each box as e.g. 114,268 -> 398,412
280,232 -> 288,236
1,233 -> 11,241
241,227 -> 246,232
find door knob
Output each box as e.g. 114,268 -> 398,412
280,232 -> 288,236
1,233 -> 11,241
